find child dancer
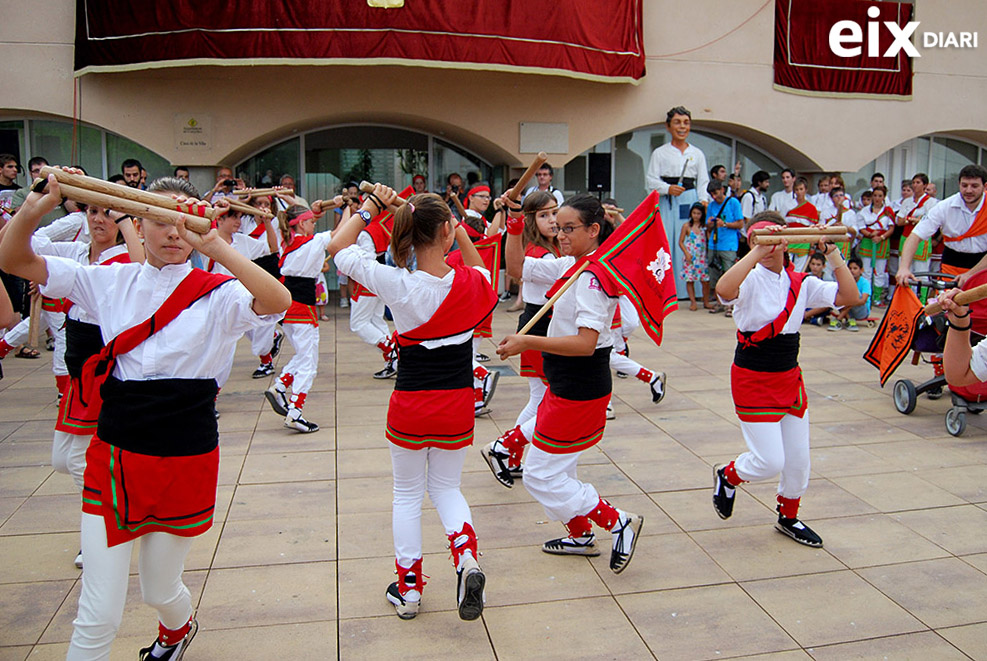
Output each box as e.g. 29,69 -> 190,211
330,187 -> 496,621
264,202 -> 341,432
785,177 -> 820,271
241,193 -> 285,378
482,190 -> 559,487
496,194 -> 643,572
0,172 -> 289,661
679,202 -> 709,310
711,211 -> 859,546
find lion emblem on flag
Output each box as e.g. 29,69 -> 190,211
646,248 -> 671,284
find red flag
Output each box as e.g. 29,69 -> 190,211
547,191 -> 677,345
863,286 -> 924,386
447,234 -> 501,293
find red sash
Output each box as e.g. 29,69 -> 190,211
785,202 -> 819,228
944,199 -> 987,243
78,270 -> 235,411
278,234 -> 314,268
364,220 -> 392,254
396,266 -> 498,346
525,245 -> 551,259
249,222 -> 266,239
736,266 -> 805,348
901,193 -> 931,238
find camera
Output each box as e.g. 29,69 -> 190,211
223,179 -> 236,187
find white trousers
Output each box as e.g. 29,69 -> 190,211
247,319 -> 280,357
514,378 -> 547,428
390,444 -> 472,567
52,430 -> 87,491
349,296 -> 388,346
733,413 -> 811,499
610,349 -> 646,378
524,446 -> 600,523
863,256 -> 888,290
280,322 -> 319,395
67,513 -> 194,661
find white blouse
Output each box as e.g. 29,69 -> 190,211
522,255 -> 616,348
720,263 -> 838,334
645,143 -> 710,204
39,259 -> 280,381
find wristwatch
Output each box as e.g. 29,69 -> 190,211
357,209 -> 372,225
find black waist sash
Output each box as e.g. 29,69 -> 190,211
394,341 -> 472,392
734,333 -> 800,372
65,318 -> 105,380
543,347 -> 612,400
283,276 -> 316,305
253,252 -> 281,279
661,176 -> 696,191
942,246 -> 984,270
97,376 -> 219,456
517,302 -> 552,337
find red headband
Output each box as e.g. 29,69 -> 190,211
412,175 -> 425,184
289,210 -> 315,227
747,220 -> 778,241
465,185 -> 491,210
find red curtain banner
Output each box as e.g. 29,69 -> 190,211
74,1 -> 645,82
774,0 -> 913,98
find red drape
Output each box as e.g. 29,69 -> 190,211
774,0 -> 913,98
75,1 -> 645,82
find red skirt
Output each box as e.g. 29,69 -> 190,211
386,387 -> 475,450
473,312 -> 493,338
283,301 -> 318,326
81,437 -> 219,547
532,388 -> 609,454
731,364 -> 807,423
55,377 -> 99,435
519,349 -> 547,383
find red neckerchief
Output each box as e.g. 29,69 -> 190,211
364,220 -> 392,254
78,269 -> 234,408
737,265 -> 806,348
278,234 -> 314,269
396,265 -> 498,346
248,223 -> 266,239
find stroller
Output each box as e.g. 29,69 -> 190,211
892,271 -> 987,436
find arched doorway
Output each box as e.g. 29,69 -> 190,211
235,124 -> 501,203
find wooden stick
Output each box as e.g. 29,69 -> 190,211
518,261 -> 591,336
507,152 -> 549,202
603,206 -> 625,213
358,181 -> 407,206
755,234 -> 848,245
450,191 -> 469,219
38,166 -> 219,221
751,227 -> 848,236
230,187 -> 283,198
51,183 -> 213,234
923,283 -> 987,315
27,294 -> 41,350
227,199 -> 274,219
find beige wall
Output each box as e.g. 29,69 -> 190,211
2,0 -> 985,170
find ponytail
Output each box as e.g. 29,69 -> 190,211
389,193 -> 451,270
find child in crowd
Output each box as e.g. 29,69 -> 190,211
829,256 -> 870,332
679,202 -> 709,311
803,252 -> 830,326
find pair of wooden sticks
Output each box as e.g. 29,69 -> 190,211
32,167 -> 273,234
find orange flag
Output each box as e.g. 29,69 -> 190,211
863,286 -> 925,386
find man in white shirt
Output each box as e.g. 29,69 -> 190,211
739,171 -> 770,221
645,106 -> 709,299
522,164 -> 565,206
898,164 -> 987,287
768,169 -> 798,217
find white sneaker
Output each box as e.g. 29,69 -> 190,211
385,582 -> 421,620
74,550 -> 83,569
456,554 -> 485,621
284,408 -> 319,433
264,385 -> 289,416
606,404 -> 616,420
649,372 -> 667,404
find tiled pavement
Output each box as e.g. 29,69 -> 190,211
1,299 -> 987,660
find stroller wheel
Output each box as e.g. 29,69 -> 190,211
893,380 -> 918,415
945,408 -> 967,437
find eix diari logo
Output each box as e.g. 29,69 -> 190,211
829,6 -> 977,58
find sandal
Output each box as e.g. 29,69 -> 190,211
708,305 -> 723,314
15,345 -> 40,359
724,308 -> 733,318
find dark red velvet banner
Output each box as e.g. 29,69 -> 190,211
75,1 -> 645,82
774,0 -> 913,98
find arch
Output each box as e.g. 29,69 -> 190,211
224,113 -> 520,171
